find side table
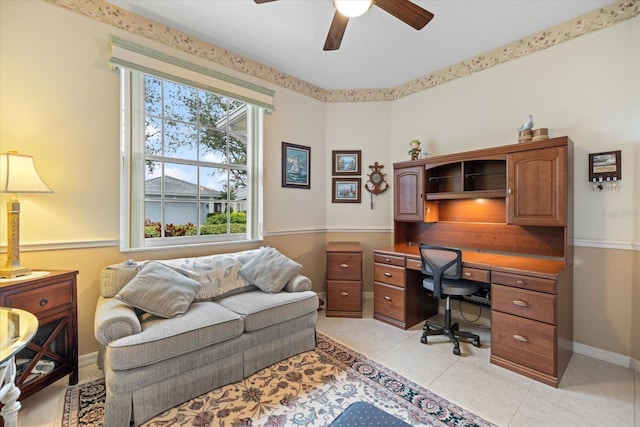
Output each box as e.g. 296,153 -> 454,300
0,271 -> 78,404
0,307 -> 38,427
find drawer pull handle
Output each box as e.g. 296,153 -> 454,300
464,272 -> 472,277
415,263 -> 421,268
385,258 -> 391,262
340,292 -> 349,297
39,298 -> 48,307
515,279 -> 525,285
384,272 -> 392,277
512,300 -> 528,307
383,296 -> 392,302
340,263 -> 349,269
512,334 -> 528,342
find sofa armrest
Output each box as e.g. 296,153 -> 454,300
94,295 -> 142,345
283,274 -> 312,293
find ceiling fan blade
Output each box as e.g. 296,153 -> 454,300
253,0 -> 278,3
323,11 -> 349,51
374,0 -> 434,30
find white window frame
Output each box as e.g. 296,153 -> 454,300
112,37 -> 269,251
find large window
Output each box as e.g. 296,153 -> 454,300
120,70 -> 264,250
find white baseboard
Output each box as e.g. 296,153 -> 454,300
573,342 -> 639,373
79,351 -> 98,368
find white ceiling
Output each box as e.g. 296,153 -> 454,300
107,0 -> 616,90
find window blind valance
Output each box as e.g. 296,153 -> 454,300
109,35 -> 275,112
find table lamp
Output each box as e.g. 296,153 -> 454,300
0,151 -> 53,278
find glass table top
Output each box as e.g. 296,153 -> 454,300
0,307 -> 38,364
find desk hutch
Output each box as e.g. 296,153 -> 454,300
375,136 -> 573,387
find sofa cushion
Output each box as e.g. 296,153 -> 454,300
106,301 -> 245,370
239,247 -> 302,293
115,262 -> 201,318
161,249 -> 260,301
99,260 -> 142,298
217,290 -> 318,332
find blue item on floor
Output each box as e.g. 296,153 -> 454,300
328,401 -> 412,426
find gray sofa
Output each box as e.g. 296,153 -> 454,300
93,247 -> 319,426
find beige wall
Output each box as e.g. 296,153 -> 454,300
1,2 -> 637,367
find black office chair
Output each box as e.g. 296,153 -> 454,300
418,244 -> 481,355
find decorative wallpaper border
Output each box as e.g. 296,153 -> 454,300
46,0 -> 638,103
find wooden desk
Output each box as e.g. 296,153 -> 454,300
373,245 -> 572,387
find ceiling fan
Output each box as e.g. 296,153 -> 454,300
254,0 -> 434,51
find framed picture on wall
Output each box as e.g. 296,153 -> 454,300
332,178 -> 361,203
282,142 -> 311,189
588,150 -> 621,182
332,150 -> 361,175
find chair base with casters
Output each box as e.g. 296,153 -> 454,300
418,244 -> 483,356
420,294 -> 481,355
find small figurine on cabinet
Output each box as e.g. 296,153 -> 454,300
408,139 -> 421,160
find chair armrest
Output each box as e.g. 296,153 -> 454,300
283,274 -> 312,293
94,295 -> 142,345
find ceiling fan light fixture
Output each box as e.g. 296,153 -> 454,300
333,0 -> 373,18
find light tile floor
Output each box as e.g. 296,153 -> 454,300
16,297 -> 640,426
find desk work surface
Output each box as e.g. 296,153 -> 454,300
377,244 -> 567,279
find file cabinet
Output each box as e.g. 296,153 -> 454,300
326,242 -> 362,318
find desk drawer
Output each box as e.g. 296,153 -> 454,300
491,311 -> 556,376
374,282 -> 405,321
373,253 -> 405,267
491,271 -> 556,294
492,284 -> 556,324
5,279 -> 74,316
327,253 -> 362,281
461,267 -> 490,283
406,255 -> 422,271
327,280 -> 362,312
374,264 -> 405,287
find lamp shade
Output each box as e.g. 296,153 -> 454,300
0,152 -> 53,194
333,0 -> 373,18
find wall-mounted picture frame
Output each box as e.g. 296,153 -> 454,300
332,150 -> 361,175
588,150 -> 621,182
332,178 -> 361,203
282,142 -> 311,189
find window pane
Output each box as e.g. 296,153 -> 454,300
144,202 -> 161,238
144,75 -> 162,117
164,81 -> 197,122
163,163 -> 197,198
164,121 -> 197,159
199,128 -> 227,163
145,116 -> 162,156
227,133 -> 247,166
198,91 -> 226,128
199,166 -> 225,195
164,202 -> 197,236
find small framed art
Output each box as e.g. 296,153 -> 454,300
282,142 -> 311,189
588,150 -> 621,182
332,178 -> 361,203
332,150 -> 361,175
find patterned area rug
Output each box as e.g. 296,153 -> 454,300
62,333 -> 494,426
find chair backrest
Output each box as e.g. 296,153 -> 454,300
418,244 -> 462,298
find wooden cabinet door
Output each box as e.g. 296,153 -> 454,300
507,146 -> 567,226
394,165 -> 424,221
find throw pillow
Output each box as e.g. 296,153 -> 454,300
160,249 -> 260,301
239,247 -> 302,293
115,261 -> 201,318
